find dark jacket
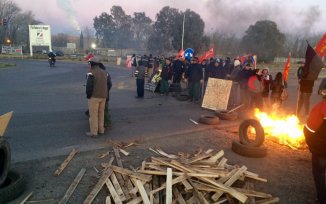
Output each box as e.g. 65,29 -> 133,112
135,65 -> 147,79
172,60 -> 185,77
186,63 -> 203,82
86,65 -> 108,99
160,63 -> 173,81
239,69 -> 255,88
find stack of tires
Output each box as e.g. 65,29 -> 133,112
0,138 -> 25,203
231,119 -> 268,158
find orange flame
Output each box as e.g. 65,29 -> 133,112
254,109 -> 306,150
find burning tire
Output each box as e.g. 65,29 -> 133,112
0,170 -> 25,203
239,119 -> 265,147
215,110 -> 238,121
199,115 -> 220,125
0,139 -> 10,186
231,140 -> 267,158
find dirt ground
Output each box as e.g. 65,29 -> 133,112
9,126 -> 315,204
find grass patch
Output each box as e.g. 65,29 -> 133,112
0,62 -> 16,68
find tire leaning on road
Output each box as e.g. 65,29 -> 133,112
199,115 -> 220,125
231,140 -> 267,158
0,171 -> 25,203
215,110 -> 238,120
239,119 -> 265,147
0,139 -> 11,186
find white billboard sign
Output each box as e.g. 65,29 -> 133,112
29,25 -> 52,56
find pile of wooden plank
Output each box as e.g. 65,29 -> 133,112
83,148 -> 279,204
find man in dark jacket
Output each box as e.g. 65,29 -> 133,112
160,58 -> 173,95
185,57 -> 203,102
135,56 -> 147,98
296,78 -> 315,116
238,63 -> 255,109
172,56 -> 185,84
86,56 -> 108,137
304,86 -> 326,204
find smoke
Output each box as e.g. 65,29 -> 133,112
56,0 -> 81,32
204,0 -> 322,37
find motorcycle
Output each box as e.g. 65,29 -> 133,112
48,57 -> 56,67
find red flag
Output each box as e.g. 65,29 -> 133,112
283,52 -> 291,81
315,33 -> 326,57
175,49 -> 184,60
84,53 -> 94,61
302,44 -> 325,80
199,48 -> 214,63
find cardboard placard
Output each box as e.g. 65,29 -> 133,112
202,78 -> 232,111
0,111 -> 13,136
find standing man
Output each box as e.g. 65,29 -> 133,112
86,56 -> 108,137
185,57 -> 203,103
238,63 -> 255,110
147,54 -> 154,78
172,56 -> 185,84
160,58 -> 173,96
135,56 -> 147,98
296,77 -> 315,117
304,83 -> 326,204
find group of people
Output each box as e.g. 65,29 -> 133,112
131,54 -> 288,111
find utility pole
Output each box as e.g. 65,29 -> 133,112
181,13 -> 185,50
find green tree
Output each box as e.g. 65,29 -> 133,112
241,20 -> 285,62
93,12 -> 115,48
0,0 -> 20,44
52,33 -> 69,47
132,12 -> 152,49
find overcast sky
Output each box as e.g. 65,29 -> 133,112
14,0 -> 326,36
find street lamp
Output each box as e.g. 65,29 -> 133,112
91,43 -> 96,49
5,39 -> 11,44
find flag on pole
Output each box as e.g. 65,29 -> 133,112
199,48 -> 214,63
283,52 -> 291,81
302,44 -> 325,80
84,53 -> 94,61
315,33 -> 326,57
175,49 -> 184,60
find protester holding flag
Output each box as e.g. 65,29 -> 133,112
261,68 -> 273,109
271,72 -> 287,110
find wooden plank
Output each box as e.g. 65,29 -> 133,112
20,192 -> 33,204
181,180 -> 193,191
54,149 -> 78,176
149,175 -> 186,195
138,170 -> 222,178
173,188 -> 186,204
256,197 -> 280,204
113,147 -> 124,168
188,152 -> 213,164
152,176 -> 160,204
132,179 -> 151,204
110,172 -> 126,201
126,197 -> 143,204
141,161 -> 146,171
244,182 -> 256,204
0,111 -> 13,137
233,188 -> 272,198
105,196 -> 111,204
106,178 -> 123,204
212,166 -> 247,201
169,160 -> 247,203
218,168 -> 238,184
58,168 -> 86,204
206,150 -> 224,163
83,168 -> 113,204
217,157 -> 227,168
186,195 -> 195,204
187,179 -> 209,204
101,164 -> 152,182
156,148 -> 178,159
119,148 -> 130,156
165,168 -> 172,204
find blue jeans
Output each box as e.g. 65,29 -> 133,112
136,78 -> 145,97
312,154 -> 326,204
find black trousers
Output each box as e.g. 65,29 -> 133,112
312,154 -> 326,204
136,78 -> 145,97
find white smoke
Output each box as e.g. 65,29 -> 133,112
56,0 -> 81,32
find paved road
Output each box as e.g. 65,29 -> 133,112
0,59 -> 323,162
0,59 -> 206,162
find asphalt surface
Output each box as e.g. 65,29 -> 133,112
0,59 -> 323,163
0,59 -> 208,163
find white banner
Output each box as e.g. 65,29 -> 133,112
1,46 -> 22,55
